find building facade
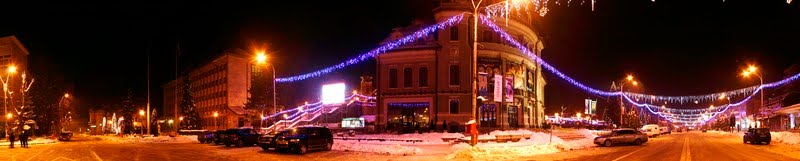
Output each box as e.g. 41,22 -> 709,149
0,36 -> 29,133
375,0 -> 546,132
162,49 -> 264,130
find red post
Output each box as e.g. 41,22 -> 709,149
466,118 -> 478,146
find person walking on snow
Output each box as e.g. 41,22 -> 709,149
20,130 -> 28,148
7,129 -> 15,148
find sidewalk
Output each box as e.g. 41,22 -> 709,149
0,138 -> 57,146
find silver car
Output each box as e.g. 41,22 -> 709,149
594,128 -> 648,147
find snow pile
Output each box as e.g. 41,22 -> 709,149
338,132 -> 465,145
95,135 -> 198,144
333,141 -> 422,155
577,129 -> 600,138
447,129 -> 597,160
706,130 -> 744,137
489,129 -> 535,136
771,132 -> 800,145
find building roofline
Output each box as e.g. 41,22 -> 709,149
0,35 -> 30,55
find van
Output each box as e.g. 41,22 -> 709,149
640,124 -> 660,138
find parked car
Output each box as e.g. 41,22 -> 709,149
676,128 -> 683,133
58,131 -> 73,141
659,126 -> 671,135
214,129 -> 234,145
223,128 -> 260,147
258,130 -> 286,150
197,130 -> 215,143
274,126 -> 334,154
744,128 -> 771,145
594,128 -> 648,147
641,124 -> 660,138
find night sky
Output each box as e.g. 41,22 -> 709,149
0,1 -> 798,119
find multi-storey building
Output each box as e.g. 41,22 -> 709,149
0,35 -> 29,132
375,0 -> 546,132
162,49 -> 274,130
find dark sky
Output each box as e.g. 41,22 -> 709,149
0,1 -> 798,118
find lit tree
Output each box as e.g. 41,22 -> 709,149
180,76 -> 201,130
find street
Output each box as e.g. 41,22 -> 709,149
0,131 -> 797,161
535,131 -> 800,161
0,135 -> 442,161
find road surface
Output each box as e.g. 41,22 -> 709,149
1,132 -> 798,161
0,135 -> 440,161
534,131 -> 799,161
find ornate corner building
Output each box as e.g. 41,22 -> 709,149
375,0 -> 546,132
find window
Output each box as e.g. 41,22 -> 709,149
449,65 -> 460,86
389,69 -> 398,88
404,68 -> 412,88
419,67 -> 428,87
450,26 -> 459,41
449,99 -> 459,114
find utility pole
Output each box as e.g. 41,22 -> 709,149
147,52 -> 151,135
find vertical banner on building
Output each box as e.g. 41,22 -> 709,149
494,75 -> 503,102
505,76 -> 514,102
479,72 -> 489,98
585,99 -> 597,115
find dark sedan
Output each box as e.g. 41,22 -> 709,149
744,128 -> 771,145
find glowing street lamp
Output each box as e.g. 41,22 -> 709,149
139,110 -> 145,116
213,112 -> 219,130
254,51 -> 277,128
6,113 -> 11,119
618,75 -> 639,127
741,65 -> 764,127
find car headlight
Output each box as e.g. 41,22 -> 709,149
290,139 -> 300,142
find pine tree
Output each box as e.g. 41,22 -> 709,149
120,89 -> 136,134
180,76 -> 201,130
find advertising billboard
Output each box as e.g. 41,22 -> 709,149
341,117 -> 365,128
322,83 -> 346,105
585,99 -> 597,115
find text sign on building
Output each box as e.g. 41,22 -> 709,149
494,75 -> 503,102
322,83 -> 346,105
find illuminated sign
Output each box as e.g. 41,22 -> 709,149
322,83 -> 346,105
341,117 -> 365,128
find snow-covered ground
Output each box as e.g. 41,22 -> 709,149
446,129 -> 597,160
333,141 -> 423,155
91,135 -> 198,144
771,131 -> 800,145
705,130 -> 800,145
336,132 -> 464,145
0,138 -> 57,146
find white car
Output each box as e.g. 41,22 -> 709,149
641,124 -> 660,138
659,126 -> 671,135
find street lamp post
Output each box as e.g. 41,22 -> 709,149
213,112 -> 219,130
742,65 -> 763,128
255,52 -> 277,128
618,75 -> 638,127
1,66 -> 15,138
139,110 -> 145,136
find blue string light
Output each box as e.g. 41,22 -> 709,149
275,14 -> 465,83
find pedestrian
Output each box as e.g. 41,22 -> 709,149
7,129 -> 15,148
20,130 -> 28,148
